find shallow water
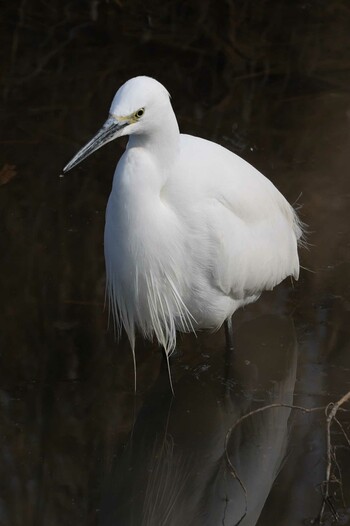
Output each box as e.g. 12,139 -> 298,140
1,2 -> 350,525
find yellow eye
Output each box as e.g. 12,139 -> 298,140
135,108 -> 145,119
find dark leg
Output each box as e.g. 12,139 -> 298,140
224,317 -> 234,352
224,317 -> 234,397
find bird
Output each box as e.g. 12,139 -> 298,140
63,76 -> 303,391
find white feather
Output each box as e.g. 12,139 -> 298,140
64,76 -> 303,381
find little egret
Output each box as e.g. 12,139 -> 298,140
63,76 -> 303,390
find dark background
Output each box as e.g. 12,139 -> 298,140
1,1 -> 350,525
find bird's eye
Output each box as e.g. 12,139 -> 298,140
135,108 -> 145,119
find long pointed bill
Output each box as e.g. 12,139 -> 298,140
63,117 -> 128,173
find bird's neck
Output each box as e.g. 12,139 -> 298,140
126,112 -> 180,169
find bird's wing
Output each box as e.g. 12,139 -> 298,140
179,135 -> 302,300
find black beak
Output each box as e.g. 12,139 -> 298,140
63,117 -> 128,173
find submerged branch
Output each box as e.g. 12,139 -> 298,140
319,391 -> 350,523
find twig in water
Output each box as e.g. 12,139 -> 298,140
224,393 -> 350,526
224,403 -> 324,526
319,391 -> 350,524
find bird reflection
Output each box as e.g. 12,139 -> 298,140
99,314 -> 297,526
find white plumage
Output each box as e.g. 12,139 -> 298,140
64,76 -> 302,383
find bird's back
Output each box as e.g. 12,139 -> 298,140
163,134 -> 303,325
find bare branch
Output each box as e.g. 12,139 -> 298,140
224,394 -> 350,526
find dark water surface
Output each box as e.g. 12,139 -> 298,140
1,2 -> 350,525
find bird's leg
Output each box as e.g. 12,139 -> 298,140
224,317 -> 234,397
224,317 -> 234,352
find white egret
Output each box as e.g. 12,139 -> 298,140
63,76 -> 303,390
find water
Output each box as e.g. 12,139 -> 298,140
1,2 -> 350,525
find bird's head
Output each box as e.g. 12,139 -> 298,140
63,76 -> 172,173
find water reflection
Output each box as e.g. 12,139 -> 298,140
100,314 -> 297,526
